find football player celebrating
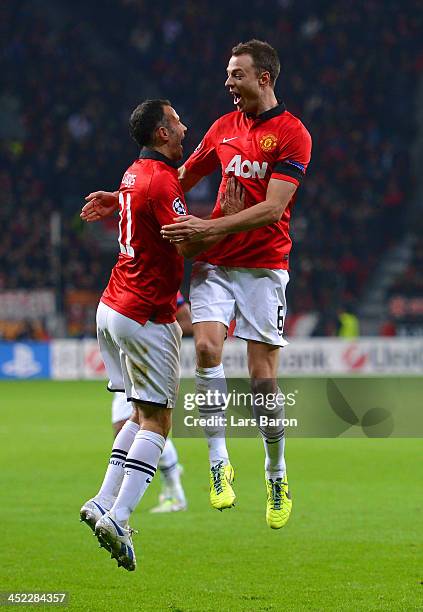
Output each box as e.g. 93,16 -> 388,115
82,40 -> 312,530
79,99 -> 243,571
162,40 -> 311,529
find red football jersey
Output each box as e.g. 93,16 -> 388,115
101,150 -> 187,325
185,103 -> 312,269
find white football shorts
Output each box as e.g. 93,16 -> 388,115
111,392 -> 132,424
96,301 -> 182,408
190,262 -> 289,347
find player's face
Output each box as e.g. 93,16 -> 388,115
163,106 -> 187,160
225,54 -> 264,114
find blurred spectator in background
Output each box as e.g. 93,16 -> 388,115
382,232 -> 423,336
337,304 -> 360,338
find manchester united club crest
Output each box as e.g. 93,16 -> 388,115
259,133 -> 278,152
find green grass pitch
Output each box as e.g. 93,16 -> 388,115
1,380 -> 422,611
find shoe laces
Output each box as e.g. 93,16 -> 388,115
270,479 -> 286,510
119,523 -> 138,538
211,461 -> 225,494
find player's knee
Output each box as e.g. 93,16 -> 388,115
195,337 -> 223,367
159,420 -> 171,438
250,377 -> 276,397
112,420 -> 126,437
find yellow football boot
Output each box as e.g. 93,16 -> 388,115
209,461 -> 236,510
265,476 -> 292,529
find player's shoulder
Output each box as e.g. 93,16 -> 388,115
217,110 -> 240,123
210,111 -> 241,131
120,159 -> 142,190
203,111 -> 246,144
280,109 -> 311,141
148,161 -> 181,201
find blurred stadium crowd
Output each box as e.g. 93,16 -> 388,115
383,229 -> 423,336
1,0 -> 422,338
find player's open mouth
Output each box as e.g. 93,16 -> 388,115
233,93 -> 241,106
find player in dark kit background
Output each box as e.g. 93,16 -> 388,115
82,40 -> 312,530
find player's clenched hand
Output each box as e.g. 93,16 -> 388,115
80,191 -> 119,222
220,176 -> 245,216
161,215 -> 212,242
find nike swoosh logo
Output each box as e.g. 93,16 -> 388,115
108,516 -> 125,536
222,137 -> 238,143
92,501 -> 106,515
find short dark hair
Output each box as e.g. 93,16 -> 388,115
129,99 -> 171,148
232,39 -> 280,86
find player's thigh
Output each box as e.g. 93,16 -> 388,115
189,261 -> 235,328
232,268 -> 289,347
96,301 -> 125,391
112,317 -> 182,409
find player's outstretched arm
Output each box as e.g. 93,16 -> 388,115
161,178 -> 295,242
178,165 -> 205,193
169,177 -> 245,254
175,236 -> 219,259
80,190 -> 119,222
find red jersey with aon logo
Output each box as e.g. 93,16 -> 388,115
184,102 -> 312,269
101,149 -> 187,324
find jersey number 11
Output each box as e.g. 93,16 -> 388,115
118,192 -> 135,257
